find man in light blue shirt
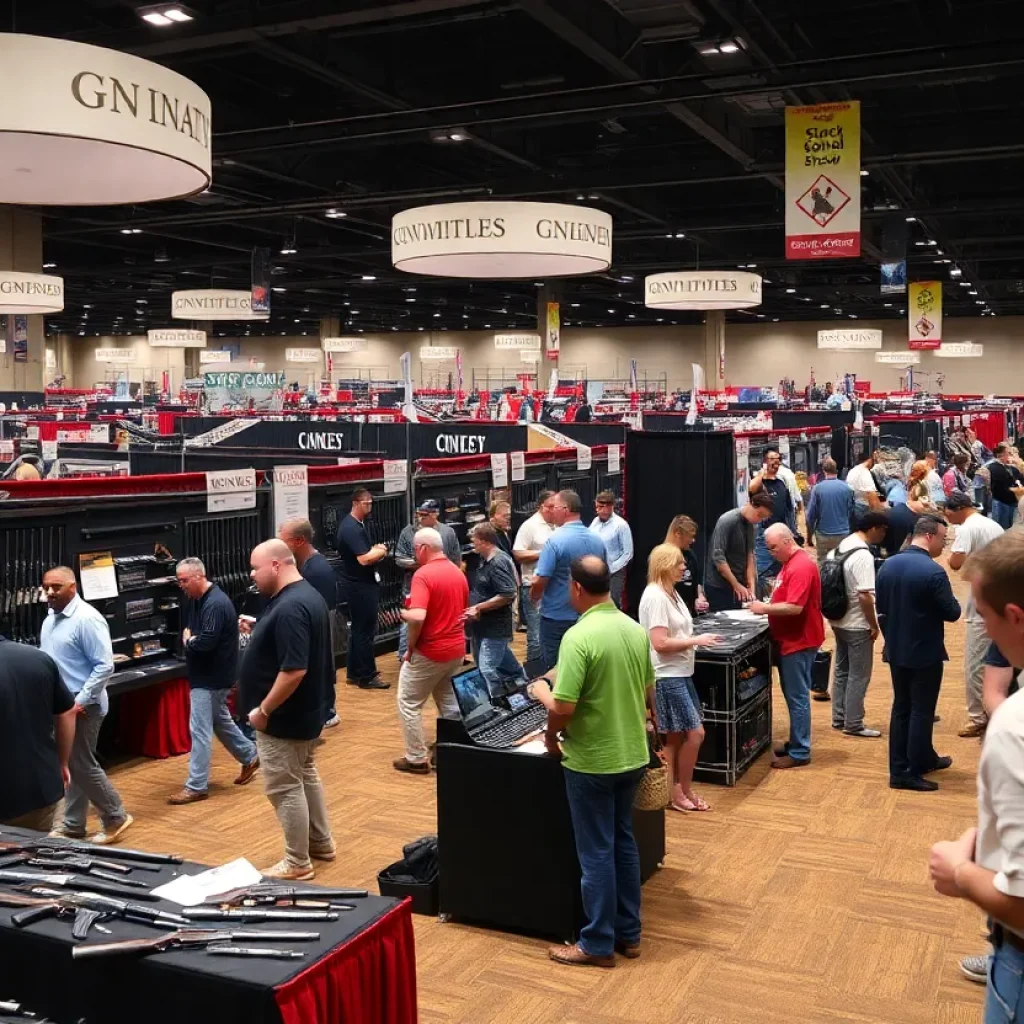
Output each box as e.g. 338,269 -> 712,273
588,490 -> 633,608
805,458 -> 855,566
530,490 -> 607,670
40,566 -> 132,845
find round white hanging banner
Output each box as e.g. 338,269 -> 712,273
817,328 -> 883,350
0,33 -> 211,205
171,290 -> 268,321
148,329 -> 206,348
392,202 -> 613,278
644,271 -> 762,311
0,271 -> 64,313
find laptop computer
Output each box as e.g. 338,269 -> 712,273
450,665 -> 549,749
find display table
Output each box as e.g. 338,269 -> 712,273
0,828 -> 417,1024
115,674 -> 192,758
435,720 -> 665,941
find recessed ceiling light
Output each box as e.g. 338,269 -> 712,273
927,239 -> 937,245
164,7 -> 193,21
820,304 -> 830,309
969,290 -> 978,295
325,209 -> 347,219
607,308 -> 615,313
905,216 -> 917,223
976,300 -> 985,305
674,232 -> 686,239
272,287 -> 286,293
718,40 -> 740,53
361,275 -> 376,281
433,313 -> 441,318
785,288 -> 796,294
43,262 -> 56,269
571,302 -> 580,307
884,302 -> 892,307
406,298 -> 415,303
960,281 -> 971,287
141,11 -> 173,25
280,245 -> 297,255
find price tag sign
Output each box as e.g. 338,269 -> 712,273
272,465 -> 309,532
607,444 -> 621,473
576,445 -> 592,471
206,468 -> 257,513
384,459 -> 408,494
510,451 -> 525,482
0,440 -> 14,461
490,452 -> 508,488
778,436 -> 791,460
736,438 -> 750,458
41,439 -> 58,461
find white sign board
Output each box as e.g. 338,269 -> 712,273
285,348 -> 322,363
778,436 -> 791,461
419,346 -> 460,361
148,329 -> 207,348
816,329 -> 883,350
56,429 -> 90,442
322,337 -> 368,353
934,342 -> 984,358
490,452 -> 508,488
206,468 -> 257,513
41,439 -> 58,460
200,350 -> 232,364
90,424 -> 109,443
576,445 -> 592,471
510,451 -> 525,482
494,333 -> 541,350
0,440 -> 14,461
608,444 -> 621,473
95,348 -> 133,362
46,348 -> 56,368
875,350 -> 921,365
172,290 -> 267,321
384,459 -> 408,494
79,551 -> 119,601
272,465 -> 309,531
520,350 -> 540,364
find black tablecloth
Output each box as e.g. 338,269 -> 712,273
0,827 -> 400,1024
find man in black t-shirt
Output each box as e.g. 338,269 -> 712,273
750,449 -> 795,589
239,540 -> 335,880
335,487 -> 390,690
0,637 -> 77,831
279,518 -> 342,726
988,443 -> 1024,529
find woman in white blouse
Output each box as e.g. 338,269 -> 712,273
639,544 -> 721,812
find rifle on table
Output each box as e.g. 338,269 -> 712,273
0,870 -> 156,901
0,889 -> 188,939
208,883 -> 367,910
0,841 -> 160,873
0,835 -> 181,866
0,854 -> 150,888
72,929 -> 317,960
182,906 -> 341,923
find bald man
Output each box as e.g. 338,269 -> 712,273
40,565 -> 132,844
750,525 -> 824,769
238,540 -> 335,880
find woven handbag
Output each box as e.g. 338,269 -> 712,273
633,729 -> 670,811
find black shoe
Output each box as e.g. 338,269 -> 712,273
890,776 -> 939,792
359,676 -> 390,690
831,723 -> 845,730
933,714 -> 941,723
926,756 -> 953,773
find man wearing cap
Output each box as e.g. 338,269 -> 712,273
395,500 -> 462,659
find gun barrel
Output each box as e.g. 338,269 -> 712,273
182,908 -> 340,922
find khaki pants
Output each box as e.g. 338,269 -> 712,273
2,802 -> 58,833
397,653 -> 463,763
255,732 -> 333,869
815,533 -> 846,568
965,617 -> 991,727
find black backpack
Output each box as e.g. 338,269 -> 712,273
820,547 -> 860,621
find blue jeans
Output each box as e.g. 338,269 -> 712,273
563,766 -> 646,957
520,585 -> 541,666
471,635 -> 526,698
993,500 -> 1017,530
778,648 -> 815,762
539,616 -> 576,672
755,527 -> 783,583
986,940 -> 1024,1023
186,688 -> 259,794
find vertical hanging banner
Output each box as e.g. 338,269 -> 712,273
908,281 -> 943,349
13,315 -> 28,362
785,101 -> 861,260
880,261 -> 907,295
251,247 -> 272,316
545,301 -> 560,361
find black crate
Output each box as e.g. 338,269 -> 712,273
694,689 -> 772,786
378,867 -> 439,917
692,639 -> 772,715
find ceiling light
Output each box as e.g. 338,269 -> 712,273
820,304 -> 830,309
772,318 -> 779,322
272,287 -> 286,293
83,304 -> 92,309
756,314 -> 765,319
120,227 -> 142,235
351,310 -> 360,314
406,298 -> 415,302
534,281 -> 544,287
280,245 -> 297,255
141,11 -> 173,26
976,300 -> 985,305
571,302 -> 580,307
884,302 -> 892,307
698,44 -> 720,55
361,275 -> 376,281
936,249 -> 944,255
914,241 -> 925,246
43,262 -> 56,269
718,40 -> 740,53
433,313 -> 441,318
969,290 -> 978,295
325,209 -> 347,219
950,268 -> 962,277
674,232 -> 686,239
785,288 -> 796,294
607,308 -> 615,313
575,194 -> 585,201
927,239 -> 937,246
960,281 -> 971,287
905,216 -> 917,223
860,169 -> 869,177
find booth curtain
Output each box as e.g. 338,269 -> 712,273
273,901 -> 417,1024
970,412 -> 1007,450
117,677 -> 192,759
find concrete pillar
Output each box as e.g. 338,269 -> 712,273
0,206 -> 46,397
702,310 -> 726,389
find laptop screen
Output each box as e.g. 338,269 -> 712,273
451,668 -> 496,728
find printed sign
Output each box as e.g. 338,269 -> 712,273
79,551 -> 119,601
908,281 -> 943,348
880,260 -> 907,295
206,468 -> 257,513
272,465 -> 309,532
285,348 -> 322,363
934,342 -> 983,358
148,329 -> 206,348
322,338 -> 368,352
384,459 -> 408,494
490,452 -> 508,488
510,451 -> 525,482
875,350 -> 921,365
419,346 -> 460,360
576,445 -> 592,471
817,329 -> 882,350
494,333 -> 541,350
778,436 -> 791,462
608,444 -> 621,473
0,439 -> 13,461
203,371 -> 286,389
520,350 -> 540,363
41,439 -> 58,460
251,247 -> 271,316
545,301 -> 560,360
90,424 -> 109,442
199,350 -> 232,364
95,348 -> 133,362
785,101 -> 861,260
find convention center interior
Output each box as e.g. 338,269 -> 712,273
3,1 -> 1024,1022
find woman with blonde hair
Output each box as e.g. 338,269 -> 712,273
639,544 -> 721,812
664,515 -> 709,615
907,459 -> 934,508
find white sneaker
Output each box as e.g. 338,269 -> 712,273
844,727 -> 882,738
959,954 -> 989,984
324,714 -> 341,729
91,813 -> 134,846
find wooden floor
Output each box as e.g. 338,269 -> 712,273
101,558 -> 985,1024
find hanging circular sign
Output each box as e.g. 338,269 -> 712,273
0,33 -> 212,205
0,271 -> 64,313
392,201 -> 613,278
148,328 -> 206,348
644,271 -> 762,310
171,290 -> 268,321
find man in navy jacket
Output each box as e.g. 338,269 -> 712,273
876,516 -> 962,791
169,558 -> 259,804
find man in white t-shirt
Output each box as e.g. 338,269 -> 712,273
829,511 -> 890,737
946,490 -> 1004,738
512,490 -> 556,666
845,451 -> 884,517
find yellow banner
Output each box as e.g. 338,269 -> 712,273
785,101 -> 861,260
908,281 -> 943,348
545,301 -> 560,361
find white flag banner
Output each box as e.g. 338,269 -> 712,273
687,363 -> 705,426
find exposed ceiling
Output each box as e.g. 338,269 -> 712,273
27,0 -> 1024,339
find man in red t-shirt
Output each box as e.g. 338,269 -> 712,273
394,527 -> 469,775
750,524 -> 824,769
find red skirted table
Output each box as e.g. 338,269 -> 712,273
116,676 -> 192,758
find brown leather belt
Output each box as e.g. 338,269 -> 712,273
990,922 -> 1024,952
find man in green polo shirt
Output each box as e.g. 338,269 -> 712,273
528,554 -> 655,968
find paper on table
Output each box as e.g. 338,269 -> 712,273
151,857 -> 263,906
722,610 -> 758,620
